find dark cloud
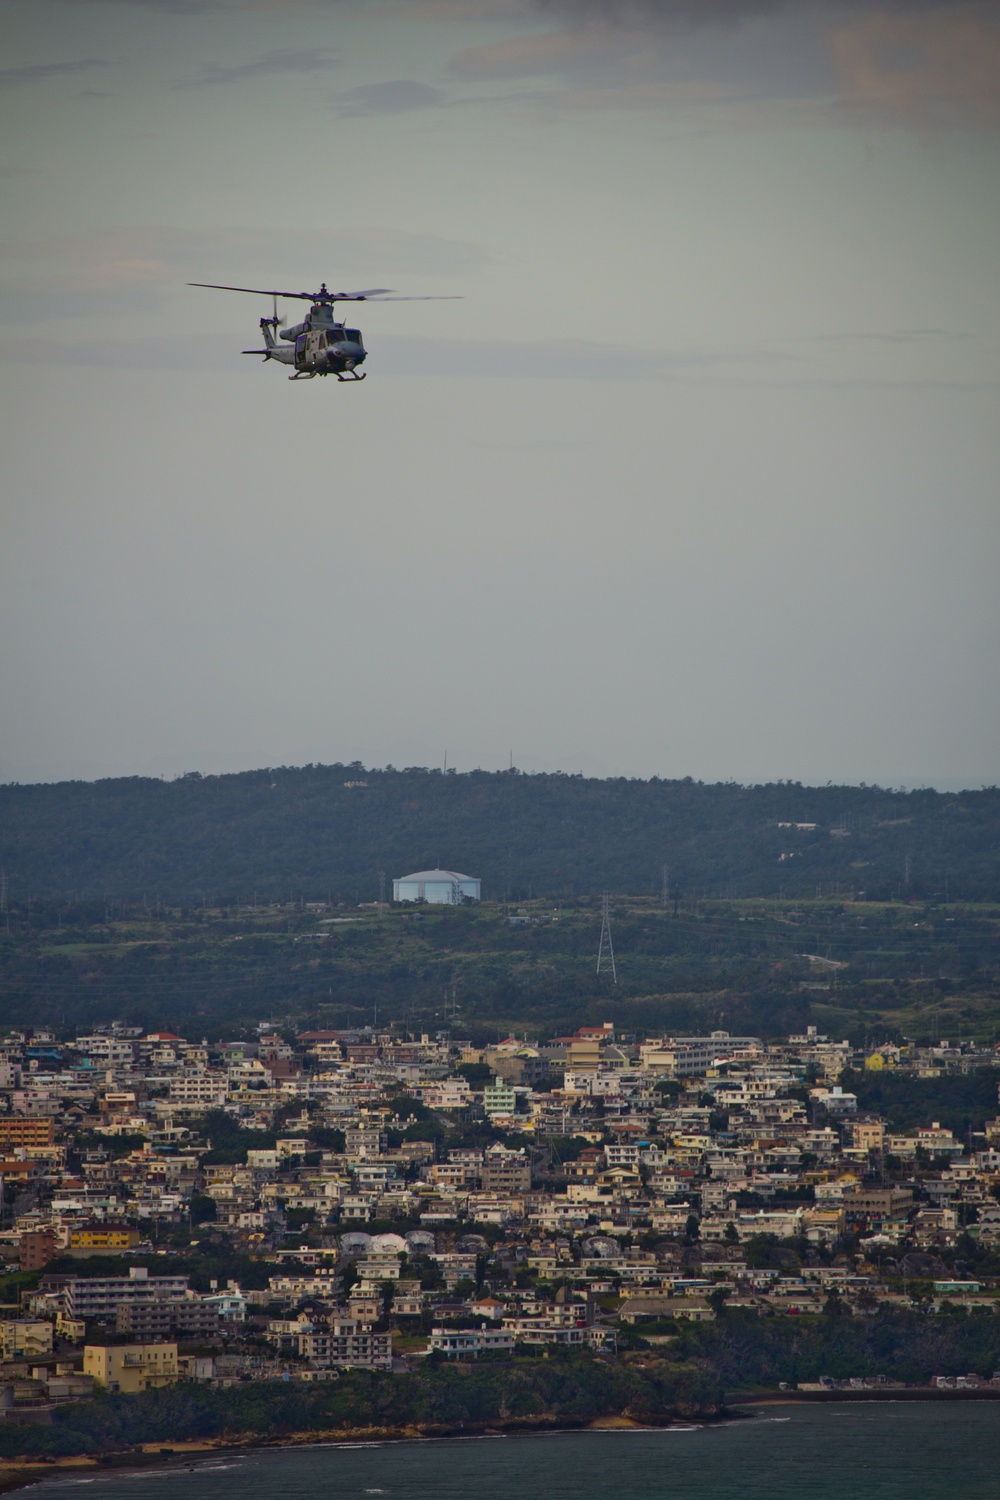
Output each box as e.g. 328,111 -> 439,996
830,7 -> 1000,124
535,0 -> 788,19
330,80 -> 446,115
0,59 -> 107,88
183,49 -> 338,86
535,0 -> 988,19
56,0 -> 276,13
449,1 -> 1000,124
56,0 -> 353,11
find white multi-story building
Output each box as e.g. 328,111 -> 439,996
167,1073 -> 227,1108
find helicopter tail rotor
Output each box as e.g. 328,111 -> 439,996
244,315 -> 278,358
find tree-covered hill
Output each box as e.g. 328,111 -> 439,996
0,765 -> 998,905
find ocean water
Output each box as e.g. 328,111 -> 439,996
22,1404 -> 1000,1500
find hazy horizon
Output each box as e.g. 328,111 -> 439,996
0,748 -> 992,796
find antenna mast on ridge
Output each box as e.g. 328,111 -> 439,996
596,892 -> 617,984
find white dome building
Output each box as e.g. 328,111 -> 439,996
393,867 -> 480,904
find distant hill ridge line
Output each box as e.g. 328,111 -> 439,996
1,763 -> 998,903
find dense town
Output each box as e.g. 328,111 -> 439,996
1,1018 -> 999,1421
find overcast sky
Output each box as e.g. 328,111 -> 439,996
1,0 -> 998,789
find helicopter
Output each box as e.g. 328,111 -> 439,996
189,279 -> 458,381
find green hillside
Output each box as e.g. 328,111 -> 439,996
1,764 -> 998,905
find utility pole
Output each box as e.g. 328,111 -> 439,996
378,870 -> 386,913
597,892 -> 617,984
661,863 -> 669,909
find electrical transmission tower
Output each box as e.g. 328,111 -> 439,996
596,892 -> 617,984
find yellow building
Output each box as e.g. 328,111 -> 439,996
69,1224 -> 141,1252
55,1314 -> 86,1343
851,1120 -> 885,1152
84,1342 -> 179,1394
0,1319 -> 54,1361
802,1206 -> 848,1240
0,1117 -> 55,1150
565,1037 -> 602,1073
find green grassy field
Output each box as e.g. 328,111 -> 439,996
2,893 -> 998,1045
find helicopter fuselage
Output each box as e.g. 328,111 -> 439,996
251,303 -> 367,379
292,326 -> 367,377
281,304 -> 366,378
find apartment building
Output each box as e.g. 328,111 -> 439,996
51,1266 -> 190,1321
116,1298 -> 221,1339
0,1117 -> 55,1150
0,1319 -> 54,1360
84,1341 -> 179,1393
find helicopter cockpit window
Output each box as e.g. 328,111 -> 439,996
345,329 -> 362,343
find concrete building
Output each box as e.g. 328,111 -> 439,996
0,1117 -> 55,1150
52,1266 -> 190,1322
483,1079 -> 518,1118
0,1319 -> 54,1361
84,1342 -> 179,1394
393,868 -> 480,904
429,1327 -> 515,1358
482,1145 -> 532,1194
116,1298 -> 221,1339
68,1223 -> 141,1254
20,1227 -> 59,1272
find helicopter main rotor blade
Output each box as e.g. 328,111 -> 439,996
189,282 -> 317,300
188,282 -> 398,301
189,282 -> 460,303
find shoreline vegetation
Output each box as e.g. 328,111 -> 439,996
0,1299 -> 997,1483
0,1410 -> 713,1496
7,1304 -> 1000,1470
0,1356 -> 722,1457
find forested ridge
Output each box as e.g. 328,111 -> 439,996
1,764 -> 998,904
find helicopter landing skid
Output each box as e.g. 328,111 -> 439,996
337,370 -> 366,382
288,371 -> 317,380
